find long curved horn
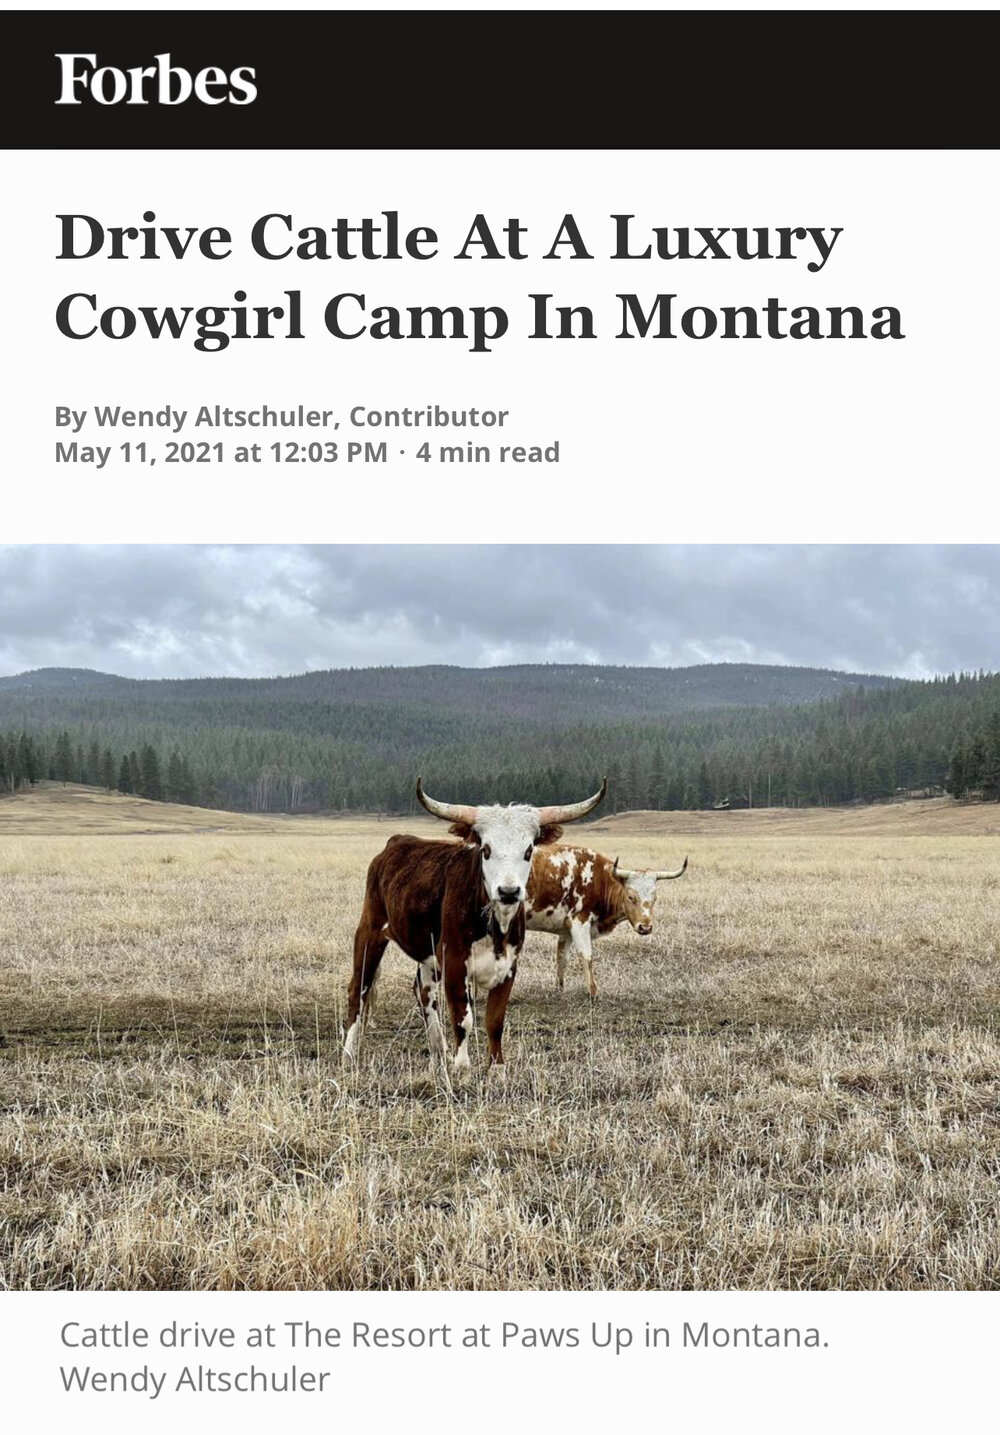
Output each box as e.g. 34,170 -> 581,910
415,777 -> 477,826
616,865 -> 636,882
537,776 -> 607,825
655,856 -> 689,881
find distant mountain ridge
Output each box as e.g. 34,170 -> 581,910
0,666 -> 129,689
0,661 -> 901,721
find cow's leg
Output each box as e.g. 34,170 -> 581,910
555,932 -> 571,990
443,948 -> 475,1072
344,900 -> 389,1059
572,921 -> 598,998
414,956 -> 449,1074
485,961 -> 518,1065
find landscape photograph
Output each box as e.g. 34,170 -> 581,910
1,543 -> 998,1291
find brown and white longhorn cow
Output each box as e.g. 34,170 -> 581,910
525,846 -> 688,997
344,778 -> 607,1071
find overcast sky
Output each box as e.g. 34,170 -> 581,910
0,544 -> 997,680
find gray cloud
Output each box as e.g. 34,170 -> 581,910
0,544 -> 998,679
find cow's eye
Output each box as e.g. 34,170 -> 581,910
524,846 -> 533,861
482,844 -> 492,860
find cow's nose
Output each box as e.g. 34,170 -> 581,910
497,885 -> 521,904
638,924 -> 652,935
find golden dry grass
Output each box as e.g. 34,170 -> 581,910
2,786 -> 999,1291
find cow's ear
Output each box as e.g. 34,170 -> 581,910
449,821 -> 477,842
537,823 -> 563,846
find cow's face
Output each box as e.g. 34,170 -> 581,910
621,871 -> 659,935
416,778 -> 605,931
473,805 -> 550,931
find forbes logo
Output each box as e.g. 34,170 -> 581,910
56,52 -> 257,105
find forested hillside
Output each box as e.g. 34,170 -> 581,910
0,661 -> 896,717
1,662 -> 998,813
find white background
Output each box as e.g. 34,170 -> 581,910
2,147 -> 997,541
2,131 -> 998,1431
4,1290 -> 998,1433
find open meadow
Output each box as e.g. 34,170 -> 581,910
2,785 -> 999,1291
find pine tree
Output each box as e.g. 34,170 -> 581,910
946,747 -> 966,798
140,744 -> 163,801
966,739 -> 986,794
118,754 -> 133,794
179,755 -> 196,804
697,760 -> 712,809
624,755 -> 641,812
101,749 -> 116,792
605,758 -> 622,814
166,750 -> 185,803
648,746 -> 667,809
985,712 -> 1000,801
16,733 -> 37,785
54,731 -> 74,784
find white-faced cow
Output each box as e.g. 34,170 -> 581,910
525,846 -> 688,997
344,778 -> 607,1072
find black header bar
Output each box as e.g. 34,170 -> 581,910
6,9 -> 998,150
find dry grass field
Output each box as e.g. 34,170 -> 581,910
2,784 -> 999,1291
